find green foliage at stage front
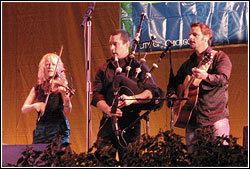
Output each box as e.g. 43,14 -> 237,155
3,127 -> 248,167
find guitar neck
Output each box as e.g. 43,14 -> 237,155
184,55 -> 209,91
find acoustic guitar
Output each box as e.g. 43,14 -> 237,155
173,51 -> 215,128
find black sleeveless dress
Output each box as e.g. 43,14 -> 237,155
32,84 -> 70,144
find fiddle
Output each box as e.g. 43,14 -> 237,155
43,77 -> 75,97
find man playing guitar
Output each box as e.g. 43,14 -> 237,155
167,22 -> 232,153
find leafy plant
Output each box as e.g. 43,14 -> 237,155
189,126 -> 248,167
121,130 -> 190,167
3,128 -> 248,167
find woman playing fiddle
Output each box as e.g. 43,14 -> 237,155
21,53 -> 73,144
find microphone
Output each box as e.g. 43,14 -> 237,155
81,2 -> 96,27
157,41 -> 173,62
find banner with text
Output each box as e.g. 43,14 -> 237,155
121,2 -> 248,51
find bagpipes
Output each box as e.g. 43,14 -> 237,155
110,55 -> 165,148
110,40 -> 173,115
126,12 -> 145,78
110,12 -> 173,147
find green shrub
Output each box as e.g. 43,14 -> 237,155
189,127 -> 248,167
3,127 -> 248,167
121,130 -> 190,167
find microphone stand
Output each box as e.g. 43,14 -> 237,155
167,97 -> 180,132
142,110 -> 150,138
85,17 -> 92,153
121,97 -> 188,134
81,5 -> 94,152
120,100 -> 161,138
121,109 -> 152,139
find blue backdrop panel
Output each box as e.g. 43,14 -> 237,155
121,2 -> 248,51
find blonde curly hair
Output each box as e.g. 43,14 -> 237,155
37,53 -> 68,85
